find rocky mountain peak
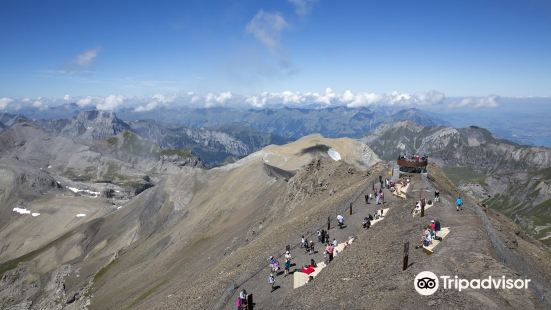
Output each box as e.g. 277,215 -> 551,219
60,110 -> 131,140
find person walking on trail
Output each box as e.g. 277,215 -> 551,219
309,240 -> 315,255
285,250 -> 292,262
269,274 -> 276,292
337,214 -> 344,228
380,190 -> 385,204
434,190 -> 440,202
332,238 -> 338,247
284,258 -> 291,276
317,230 -> 322,242
456,196 -> 463,211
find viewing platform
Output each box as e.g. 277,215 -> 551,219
397,155 -> 428,173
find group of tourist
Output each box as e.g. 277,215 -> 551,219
416,219 -> 442,248
398,154 -> 428,162
238,173 -> 397,308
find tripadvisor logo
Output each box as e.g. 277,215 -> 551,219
415,271 -> 439,295
414,271 -> 531,296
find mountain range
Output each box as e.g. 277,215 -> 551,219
0,107 -> 550,309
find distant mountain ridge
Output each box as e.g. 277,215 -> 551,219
18,110 -> 289,167
364,120 -> 551,245
364,120 -> 551,170
119,105 -> 445,140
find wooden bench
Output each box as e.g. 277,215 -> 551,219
370,208 -> 389,226
293,262 -> 327,289
423,227 -> 450,254
392,182 -> 410,199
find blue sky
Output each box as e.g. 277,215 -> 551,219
1,0 -> 551,99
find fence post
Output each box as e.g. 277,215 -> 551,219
403,241 -> 409,271
247,294 -> 254,310
349,202 -> 353,215
327,216 -> 331,230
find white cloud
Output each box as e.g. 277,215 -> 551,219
77,96 -> 94,107
32,98 -> 45,109
288,0 -> 318,17
63,94 -> 71,101
134,94 -> 177,112
205,91 -> 233,107
313,88 -> 338,105
246,10 -> 288,50
448,96 -> 500,108
245,95 -> 268,108
0,97 -> 14,110
339,90 -> 383,107
74,48 -> 100,67
62,47 -> 101,74
96,95 -> 124,110
238,89 -> 445,108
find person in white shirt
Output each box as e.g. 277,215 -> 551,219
336,214 -> 344,228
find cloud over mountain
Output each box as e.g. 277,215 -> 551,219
449,95 -> 500,108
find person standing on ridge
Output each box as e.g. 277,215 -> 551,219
456,196 -> 463,211
434,190 -> 440,202
284,258 -> 291,276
